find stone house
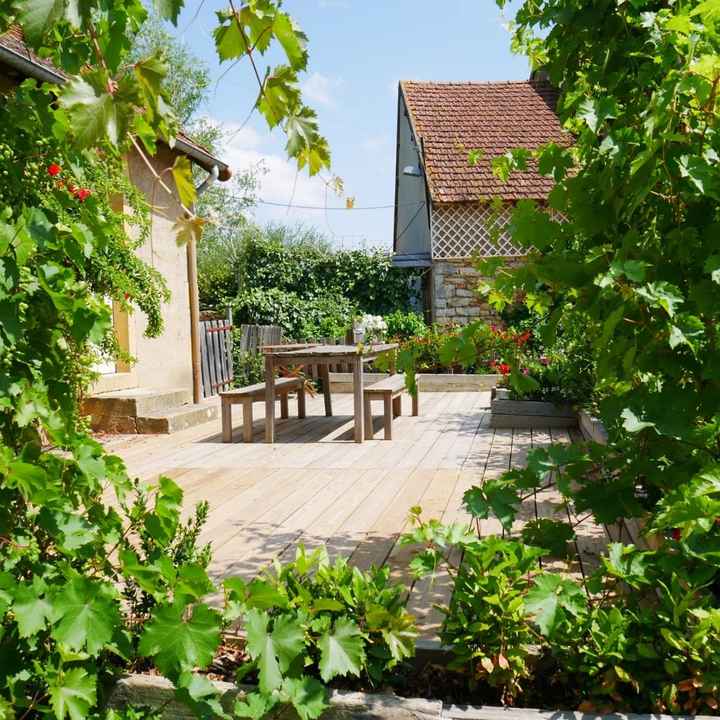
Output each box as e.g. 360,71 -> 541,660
0,26 -> 232,432
392,77 -> 570,324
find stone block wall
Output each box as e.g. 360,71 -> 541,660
431,258 -> 520,325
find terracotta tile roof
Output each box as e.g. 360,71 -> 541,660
0,25 -> 67,80
401,80 -> 571,204
0,26 -> 230,178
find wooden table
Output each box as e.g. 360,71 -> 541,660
262,343 -> 399,443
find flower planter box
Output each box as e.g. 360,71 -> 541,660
329,373 -> 500,393
490,389 -> 577,429
108,672 -> 716,720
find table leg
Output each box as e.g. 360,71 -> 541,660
320,363 -> 332,417
264,354 -> 275,443
353,356 -> 364,443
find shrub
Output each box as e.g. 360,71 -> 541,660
384,310 -> 428,341
200,231 -> 422,332
231,287 -> 354,341
225,546 -> 417,716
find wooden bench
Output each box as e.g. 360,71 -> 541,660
363,374 -> 418,441
220,377 -> 305,443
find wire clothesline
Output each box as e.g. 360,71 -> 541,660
255,199 -> 427,211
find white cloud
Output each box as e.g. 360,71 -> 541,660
362,134 -> 392,153
300,72 -> 342,107
218,119 -> 333,225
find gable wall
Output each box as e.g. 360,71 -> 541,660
394,93 -> 431,255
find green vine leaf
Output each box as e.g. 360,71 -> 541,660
318,617 -> 365,682
139,601 -> 222,676
525,574 -> 586,637
50,576 -> 120,655
59,78 -> 119,148
245,610 -> 305,694
47,667 -> 97,720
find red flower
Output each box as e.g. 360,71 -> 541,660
124,292 -> 131,301
75,188 -> 91,202
671,528 -> 682,541
498,363 -> 511,375
47,163 -> 61,177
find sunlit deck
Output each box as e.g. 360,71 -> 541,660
102,390 -> 608,641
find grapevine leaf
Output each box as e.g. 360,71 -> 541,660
59,78 -> 119,148
273,12 -> 308,70
525,574 -> 586,637
171,156 -> 197,209
318,617 -> 365,682
17,0 -> 66,45
139,601 -> 221,675
521,519 -> 575,558
47,667 -> 96,720
463,480 -> 520,530
234,692 -> 276,720
13,582 -> 52,638
153,0 -> 184,25
51,576 -> 120,655
282,676 -> 327,720
245,610 -> 304,693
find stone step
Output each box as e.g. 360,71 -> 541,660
136,402 -> 219,434
83,387 -> 193,420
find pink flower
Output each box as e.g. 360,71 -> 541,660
522,367 -> 529,375
539,356 -> 550,366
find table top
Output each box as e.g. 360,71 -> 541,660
265,343 -> 398,359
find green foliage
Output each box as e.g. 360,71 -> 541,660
384,310 -> 428,341
201,231 -> 420,340
225,546 -> 417,718
0,1 -> 339,718
232,347 -> 266,388
231,287 -> 354,341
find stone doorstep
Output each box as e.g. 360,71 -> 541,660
110,673 -> 716,720
82,387 -> 193,418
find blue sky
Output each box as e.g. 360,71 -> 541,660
175,0 -> 528,249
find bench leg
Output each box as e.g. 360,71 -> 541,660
221,401 -> 232,443
412,392 -> 419,417
242,399 -> 254,443
297,384 -> 306,419
383,393 -> 393,441
364,395 -> 373,440
393,394 -> 402,418
280,392 -> 289,419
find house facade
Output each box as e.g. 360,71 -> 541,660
393,78 -> 570,324
0,27 -> 232,430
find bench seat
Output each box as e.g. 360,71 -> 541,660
220,377 -> 305,443
363,374 -> 418,440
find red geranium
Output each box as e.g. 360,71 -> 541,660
75,188 -> 91,202
498,363 -> 511,375
47,163 -> 61,177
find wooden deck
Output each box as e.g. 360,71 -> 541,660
102,390 -> 608,641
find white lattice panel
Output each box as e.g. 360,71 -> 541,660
431,203 -> 523,259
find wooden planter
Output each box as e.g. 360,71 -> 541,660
328,373 -> 501,393
490,388 -> 577,429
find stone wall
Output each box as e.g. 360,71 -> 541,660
431,259 -> 496,325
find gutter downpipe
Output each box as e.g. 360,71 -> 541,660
187,165 -> 220,404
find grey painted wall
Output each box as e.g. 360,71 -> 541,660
394,92 -> 431,256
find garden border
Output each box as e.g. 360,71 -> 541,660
109,673 -> 715,720
329,373 -> 500,393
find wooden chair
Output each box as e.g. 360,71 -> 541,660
220,377 -> 305,443
363,374 -> 419,440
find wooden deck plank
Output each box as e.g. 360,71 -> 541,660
99,391 -> 611,641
